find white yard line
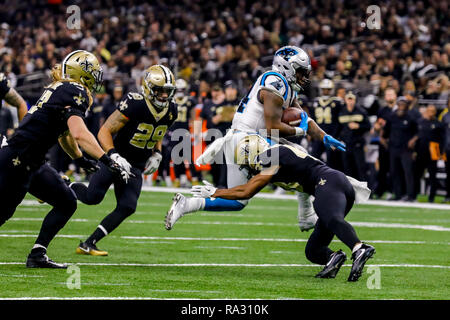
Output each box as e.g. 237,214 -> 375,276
0,262 -> 448,269
8,217 -> 450,232
140,186 -> 450,210
0,234 -> 448,245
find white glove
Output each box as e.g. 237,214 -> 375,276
0,134 -> 8,148
110,152 -> 132,174
190,180 -> 217,198
144,151 -> 162,175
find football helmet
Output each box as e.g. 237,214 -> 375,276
319,78 -> 334,97
272,46 -> 311,92
174,78 -> 188,104
61,50 -> 103,92
142,65 -> 176,109
234,135 -> 269,173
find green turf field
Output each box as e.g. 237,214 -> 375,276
0,190 -> 449,300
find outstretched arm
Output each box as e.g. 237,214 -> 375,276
291,98 -> 325,141
4,88 -> 28,121
212,167 -> 277,200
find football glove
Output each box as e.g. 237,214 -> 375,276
295,111 -> 309,136
0,134 -> 7,148
323,135 -> 346,152
108,150 -> 132,174
99,154 -> 133,183
144,151 -> 162,175
190,180 -> 217,198
73,156 -> 99,174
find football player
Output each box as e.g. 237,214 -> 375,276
165,46 -> 345,232
0,50 -> 129,268
169,78 -> 199,187
310,79 -> 344,170
190,135 -> 375,281
70,65 -> 178,256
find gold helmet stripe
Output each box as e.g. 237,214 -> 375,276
61,50 -> 85,78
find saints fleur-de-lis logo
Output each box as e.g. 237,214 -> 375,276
12,157 -> 21,166
318,178 -> 327,186
73,93 -> 85,106
80,58 -> 93,73
119,100 -> 128,111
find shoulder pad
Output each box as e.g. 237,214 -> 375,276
260,72 -> 289,101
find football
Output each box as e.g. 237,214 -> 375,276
281,107 -> 303,125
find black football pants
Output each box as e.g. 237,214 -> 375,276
305,167 -> 360,265
70,162 -> 143,237
0,147 -> 77,249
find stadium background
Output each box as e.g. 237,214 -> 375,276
0,0 -> 449,199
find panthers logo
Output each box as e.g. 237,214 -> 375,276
276,48 -> 298,61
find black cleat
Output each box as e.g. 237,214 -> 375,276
26,253 -> 68,269
315,250 -> 347,278
348,243 -> 375,282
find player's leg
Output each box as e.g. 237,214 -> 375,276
70,162 -> 114,205
297,192 -> 318,232
313,169 -> 375,281
305,218 -> 347,279
26,164 -> 78,268
0,148 -> 31,227
77,167 -> 143,255
165,132 -> 249,230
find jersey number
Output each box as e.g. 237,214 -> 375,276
314,107 -> 332,124
176,106 -> 188,122
129,123 -> 168,149
28,82 -> 63,114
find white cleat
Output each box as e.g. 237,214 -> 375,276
165,193 -> 187,230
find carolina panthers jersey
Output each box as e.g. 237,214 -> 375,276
113,92 -> 178,170
170,96 -> 196,131
310,96 -> 343,136
257,144 -> 325,195
7,81 -> 90,167
232,71 -> 296,134
0,73 -> 11,103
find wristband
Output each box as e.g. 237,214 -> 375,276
294,127 -> 306,136
99,153 -> 112,165
107,148 -> 117,156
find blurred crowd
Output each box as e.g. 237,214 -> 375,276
0,0 -> 449,202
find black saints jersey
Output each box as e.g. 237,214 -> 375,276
171,96 -> 196,131
257,145 -> 326,195
0,73 -> 11,102
7,81 -> 90,167
311,96 -> 343,136
113,92 -> 178,170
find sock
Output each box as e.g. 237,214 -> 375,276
86,225 -> 108,245
352,242 -> 363,253
204,198 -> 245,211
185,197 -> 205,213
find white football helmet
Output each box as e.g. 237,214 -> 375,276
174,78 -> 188,104
272,46 -> 311,92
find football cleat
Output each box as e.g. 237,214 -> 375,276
315,250 -> 347,278
165,193 -> 187,230
26,253 -> 67,269
348,243 -> 376,282
76,241 -> 108,256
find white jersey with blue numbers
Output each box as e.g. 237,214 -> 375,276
231,70 -> 296,133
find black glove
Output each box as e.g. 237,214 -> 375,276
99,154 -> 131,183
74,156 -> 100,174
